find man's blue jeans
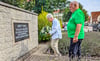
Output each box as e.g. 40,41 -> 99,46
69,38 -> 82,58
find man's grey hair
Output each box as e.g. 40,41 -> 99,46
46,13 -> 53,19
72,1 -> 79,8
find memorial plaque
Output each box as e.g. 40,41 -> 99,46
14,23 -> 29,42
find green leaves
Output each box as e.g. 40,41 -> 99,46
59,19 -> 63,29
0,0 -> 67,14
63,8 -> 72,22
34,0 -> 67,14
0,0 -> 35,11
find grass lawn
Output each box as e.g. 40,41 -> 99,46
59,31 -> 100,57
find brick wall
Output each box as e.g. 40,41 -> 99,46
91,11 -> 100,23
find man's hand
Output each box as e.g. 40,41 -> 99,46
73,36 -> 78,43
47,33 -> 50,36
73,24 -> 82,43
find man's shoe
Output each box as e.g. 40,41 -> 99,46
69,56 -> 73,61
73,56 -> 77,61
69,57 -> 72,61
77,56 -> 81,61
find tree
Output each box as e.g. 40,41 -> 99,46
79,3 -> 89,21
0,0 -> 68,14
34,0 -> 67,14
62,1 -> 72,22
0,0 -> 35,11
63,8 -> 72,22
0,0 -> 14,4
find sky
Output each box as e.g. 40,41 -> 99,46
68,0 -> 100,16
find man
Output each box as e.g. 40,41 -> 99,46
67,1 -> 85,61
46,13 -> 62,56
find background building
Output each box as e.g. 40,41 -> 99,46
91,11 -> 100,24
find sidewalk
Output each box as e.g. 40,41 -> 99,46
17,43 -> 100,61
25,43 -> 69,61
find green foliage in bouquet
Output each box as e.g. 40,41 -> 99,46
39,26 -> 51,42
38,11 -> 52,42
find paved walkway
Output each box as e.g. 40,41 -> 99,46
25,55 -> 69,61
24,43 -> 68,61
21,43 -> 100,61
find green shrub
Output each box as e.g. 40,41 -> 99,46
81,32 -> 100,56
59,19 -> 63,29
58,32 -> 70,55
58,39 -> 69,55
58,32 -> 100,56
38,11 -> 52,42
